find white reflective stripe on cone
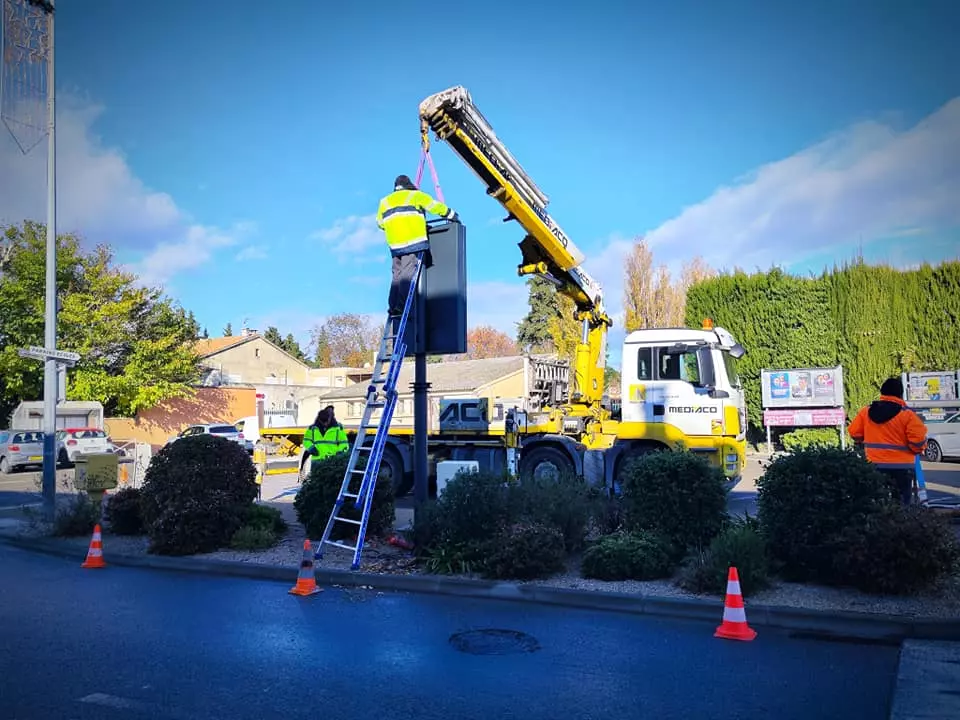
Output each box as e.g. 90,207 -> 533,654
726,580 -> 741,596
723,606 -> 747,623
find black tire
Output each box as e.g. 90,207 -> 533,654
57,448 -> 70,468
518,445 -> 576,482
924,440 -> 943,463
380,447 -> 410,497
0,457 -> 8,475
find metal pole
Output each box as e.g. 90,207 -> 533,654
40,0 -> 57,521
412,269 -> 429,511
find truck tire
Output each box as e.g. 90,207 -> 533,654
519,445 -> 575,482
379,447 -> 410,497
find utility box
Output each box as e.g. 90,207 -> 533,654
73,453 -> 120,493
402,220 -> 468,357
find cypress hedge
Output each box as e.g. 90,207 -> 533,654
685,259 -> 960,434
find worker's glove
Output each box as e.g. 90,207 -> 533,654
308,446 -> 319,457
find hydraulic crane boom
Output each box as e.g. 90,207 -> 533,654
419,86 -> 613,410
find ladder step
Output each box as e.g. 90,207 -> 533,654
335,517 -> 362,526
324,540 -> 357,551
350,469 -> 366,474
343,492 -> 360,499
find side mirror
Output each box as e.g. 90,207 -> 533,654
729,344 -> 746,359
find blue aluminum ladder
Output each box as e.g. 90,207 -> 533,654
315,251 -> 425,570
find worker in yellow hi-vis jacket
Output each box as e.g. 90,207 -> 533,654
376,174 -> 457,320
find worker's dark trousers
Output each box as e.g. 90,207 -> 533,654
388,246 -> 431,316
877,467 -> 915,505
389,253 -> 419,314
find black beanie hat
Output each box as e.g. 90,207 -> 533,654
394,174 -> 415,189
880,377 -> 904,398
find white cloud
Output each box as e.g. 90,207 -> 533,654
235,244 -> 268,262
0,98 -> 252,288
640,96 -> 960,271
583,96 -> 960,340
308,214 -> 386,264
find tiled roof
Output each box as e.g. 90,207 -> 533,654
193,335 -> 257,357
319,355 -> 526,400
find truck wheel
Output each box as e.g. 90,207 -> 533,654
379,448 -> 410,497
519,445 -> 575,482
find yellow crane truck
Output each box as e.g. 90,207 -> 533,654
259,86 -> 747,493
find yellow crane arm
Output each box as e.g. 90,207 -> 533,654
418,86 -> 611,328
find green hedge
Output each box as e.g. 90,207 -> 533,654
685,261 -> 960,433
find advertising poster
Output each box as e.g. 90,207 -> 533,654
761,366 -> 845,409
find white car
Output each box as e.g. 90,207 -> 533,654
925,411 -> 960,463
56,427 -> 113,465
167,423 -> 248,450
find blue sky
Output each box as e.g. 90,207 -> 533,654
2,0 -> 958,368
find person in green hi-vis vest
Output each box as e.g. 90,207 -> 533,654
302,407 -> 349,481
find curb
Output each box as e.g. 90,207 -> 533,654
4,534 -> 960,642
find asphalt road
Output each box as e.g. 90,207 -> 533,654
0,544 -> 898,720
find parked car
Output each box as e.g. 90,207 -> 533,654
0,429 -> 45,474
167,423 -> 247,449
925,411 -> 960,463
56,427 -> 113,465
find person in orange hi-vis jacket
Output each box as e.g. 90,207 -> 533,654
848,377 -> 928,505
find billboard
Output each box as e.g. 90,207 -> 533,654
905,371 -> 958,404
761,366 -> 845,409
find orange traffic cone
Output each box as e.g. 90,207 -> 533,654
289,539 -> 322,596
81,524 -> 106,569
714,566 -> 757,641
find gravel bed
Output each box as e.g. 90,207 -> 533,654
6,517 -> 960,619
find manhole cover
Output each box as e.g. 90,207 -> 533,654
449,629 -> 540,655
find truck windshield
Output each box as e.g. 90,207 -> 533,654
722,352 -> 741,388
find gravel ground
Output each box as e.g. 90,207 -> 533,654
7,514 -> 960,620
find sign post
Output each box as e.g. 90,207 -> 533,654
17,346 -> 80,517
761,365 -> 847,456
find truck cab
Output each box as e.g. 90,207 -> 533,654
616,323 -> 747,479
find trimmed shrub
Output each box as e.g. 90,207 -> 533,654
140,434 -> 259,555
228,504 -> 288,550
619,450 -> 728,556
482,521 -> 566,580
580,530 -> 675,581
509,472 -> 596,552
242,503 -> 288,537
757,446 -> 896,582
832,506 -> 960,595
413,469 -> 575,577
104,487 -> 144,535
781,427 -> 841,452
411,470 -> 513,566
53,494 -> 100,537
293,452 -> 394,540
230,524 -> 279,550
677,514 -> 771,597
